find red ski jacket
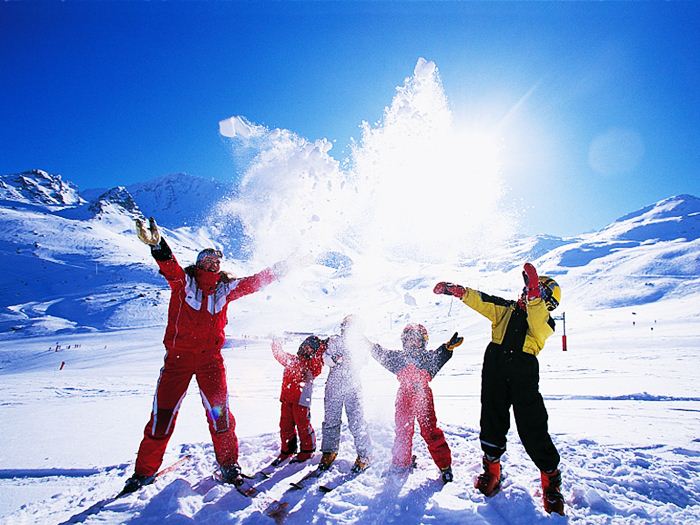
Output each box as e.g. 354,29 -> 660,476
151,238 -> 278,353
272,341 -> 325,407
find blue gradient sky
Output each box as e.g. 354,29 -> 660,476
1,2 -> 699,236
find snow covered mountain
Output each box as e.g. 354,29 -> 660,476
0,168 -> 698,338
0,169 -> 83,207
537,194 -> 700,308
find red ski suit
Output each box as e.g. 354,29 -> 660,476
371,342 -> 453,469
134,239 -> 278,476
272,341 -> 324,455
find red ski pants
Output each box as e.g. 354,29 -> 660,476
392,383 -> 451,470
279,402 -> 316,454
135,350 -> 238,476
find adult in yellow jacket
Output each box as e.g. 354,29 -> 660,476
434,263 -> 564,516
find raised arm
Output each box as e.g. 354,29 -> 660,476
135,218 -> 185,288
417,332 -> 463,378
526,298 -> 556,351
271,339 -> 293,367
226,265 -> 282,302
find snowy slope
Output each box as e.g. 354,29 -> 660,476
0,295 -> 698,524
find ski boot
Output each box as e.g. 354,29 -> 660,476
291,450 -> 314,463
219,463 -> 244,486
474,456 -> 501,496
272,452 -> 293,466
318,451 -> 337,471
351,455 -> 370,473
440,465 -> 454,483
121,472 -> 155,495
541,469 -> 565,515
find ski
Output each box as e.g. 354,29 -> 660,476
114,454 -> 192,498
250,455 -> 293,481
58,455 -> 192,525
214,471 -> 290,520
288,466 -> 328,490
318,465 -> 368,493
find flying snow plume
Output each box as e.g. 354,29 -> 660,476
350,57 -> 512,263
214,116 -> 350,265
216,58 -> 513,268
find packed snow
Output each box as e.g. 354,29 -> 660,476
1,58 -> 699,524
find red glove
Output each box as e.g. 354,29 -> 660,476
522,263 -> 540,300
433,282 -> 466,299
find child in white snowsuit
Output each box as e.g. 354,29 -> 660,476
318,315 -> 372,473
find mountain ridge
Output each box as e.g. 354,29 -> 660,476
0,168 -> 697,336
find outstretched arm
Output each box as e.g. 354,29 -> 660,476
226,265 -> 283,302
370,343 -> 405,375
434,281 -> 511,324
418,332 -> 463,378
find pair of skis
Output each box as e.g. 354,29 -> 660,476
59,455 -> 193,525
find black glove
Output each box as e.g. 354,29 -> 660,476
445,332 -> 464,351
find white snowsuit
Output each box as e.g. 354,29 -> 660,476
320,334 -> 371,457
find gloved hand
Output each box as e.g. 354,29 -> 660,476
271,260 -> 289,278
135,217 -> 161,246
445,332 -> 464,351
522,262 -> 540,300
433,282 -> 466,299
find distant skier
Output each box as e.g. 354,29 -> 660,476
122,217 -> 285,493
433,263 -> 565,515
318,315 -> 372,473
272,335 -> 326,464
371,324 -> 463,482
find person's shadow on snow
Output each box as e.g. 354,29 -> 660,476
368,477 -> 443,525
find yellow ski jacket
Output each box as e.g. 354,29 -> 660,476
462,287 -> 555,357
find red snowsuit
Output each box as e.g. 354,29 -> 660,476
272,341 -> 325,455
372,342 -> 453,470
134,238 -> 278,476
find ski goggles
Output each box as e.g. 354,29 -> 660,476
539,283 -> 559,310
196,248 -> 223,266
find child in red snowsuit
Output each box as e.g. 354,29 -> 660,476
272,336 -> 326,463
371,324 -> 463,482
123,218 -> 284,493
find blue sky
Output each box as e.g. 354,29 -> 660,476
1,2 -> 699,237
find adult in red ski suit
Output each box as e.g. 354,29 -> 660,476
272,336 -> 326,463
124,218 -> 282,492
371,324 -> 463,482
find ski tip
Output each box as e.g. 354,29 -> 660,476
265,501 -> 289,518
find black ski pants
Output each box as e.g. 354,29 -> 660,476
479,343 -> 560,472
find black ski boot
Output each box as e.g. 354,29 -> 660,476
440,465 -> 454,483
220,463 -> 244,486
121,472 -> 154,495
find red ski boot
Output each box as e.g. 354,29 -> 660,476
474,456 -> 501,496
541,469 -> 565,515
